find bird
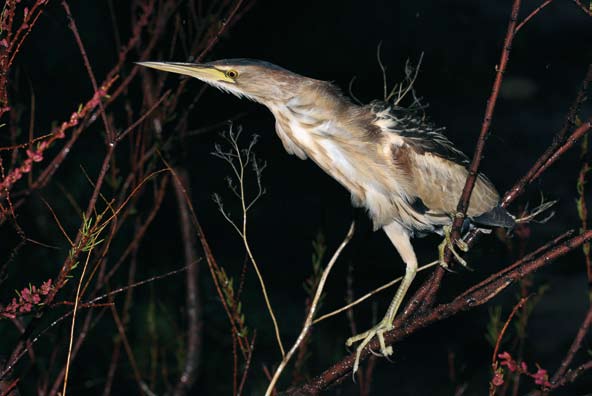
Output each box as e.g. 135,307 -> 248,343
138,58 -> 515,372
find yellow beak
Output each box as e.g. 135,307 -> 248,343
136,61 -> 233,83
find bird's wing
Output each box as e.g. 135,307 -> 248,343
275,118 -> 308,159
406,148 -> 500,218
371,100 -> 469,165
371,101 -> 505,222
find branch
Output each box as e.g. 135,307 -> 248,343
448,0 -> 522,258
502,63 -> 592,207
571,0 -> 592,16
0,267 -> 188,381
62,0 -> 116,142
163,160 -> 250,357
266,222 -> 355,396
514,0 -> 554,34
550,303 -> 592,383
172,168 -> 202,396
285,229 -> 592,395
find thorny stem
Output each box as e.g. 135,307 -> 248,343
2,0 -> 47,98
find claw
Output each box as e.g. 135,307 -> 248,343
346,318 -> 394,374
438,225 -> 471,269
456,238 -> 469,252
368,347 -> 383,357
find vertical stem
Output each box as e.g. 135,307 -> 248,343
62,248 -> 93,396
172,168 -> 202,395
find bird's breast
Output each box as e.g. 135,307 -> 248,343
273,111 -> 418,228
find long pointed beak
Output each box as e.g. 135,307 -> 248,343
136,61 -> 231,82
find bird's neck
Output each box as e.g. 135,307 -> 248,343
272,91 -> 360,137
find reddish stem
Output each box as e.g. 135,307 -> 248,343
448,0 -> 522,250
286,229 -> 592,395
491,297 -> 529,366
551,304 -> 592,383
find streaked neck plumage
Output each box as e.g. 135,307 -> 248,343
257,83 -> 411,229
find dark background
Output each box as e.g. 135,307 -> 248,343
3,0 -> 592,395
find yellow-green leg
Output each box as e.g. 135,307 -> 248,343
346,222 -> 417,374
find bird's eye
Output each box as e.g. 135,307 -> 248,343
225,69 -> 239,79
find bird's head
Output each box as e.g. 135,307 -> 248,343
137,58 -> 306,105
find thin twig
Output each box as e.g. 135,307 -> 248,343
62,1 -> 116,142
237,333 -> 256,396
161,157 -> 249,357
0,267 -> 187,381
550,303 -> 592,383
212,130 -> 284,356
571,0 -> 592,16
61,248 -> 93,396
514,0 -> 554,34
502,64 -> 592,207
265,222 -> 355,396
285,229 -> 592,394
491,297 -> 529,365
312,260 -> 438,324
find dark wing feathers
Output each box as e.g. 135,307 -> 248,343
370,100 -> 469,166
371,100 -> 515,228
473,205 -> 516,228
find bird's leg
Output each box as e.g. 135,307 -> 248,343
346,222 -> 417,374
437,225 -> 469,269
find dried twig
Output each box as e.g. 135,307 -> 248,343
266,222 -> 355,396
285,229 -> 592,395
212,128 -> 286,357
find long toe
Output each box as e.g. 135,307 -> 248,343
347,320 -> 395,374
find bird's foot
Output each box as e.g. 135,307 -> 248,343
346,318 -> 394,374
438,225 -> 470,270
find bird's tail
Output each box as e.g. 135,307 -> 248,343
473,205 -> 516,228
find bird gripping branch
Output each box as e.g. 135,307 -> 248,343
138,58 -> 514,373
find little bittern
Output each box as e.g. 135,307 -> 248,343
138,59 -> 514,372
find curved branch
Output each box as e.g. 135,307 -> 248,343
284,229 -> 592,395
